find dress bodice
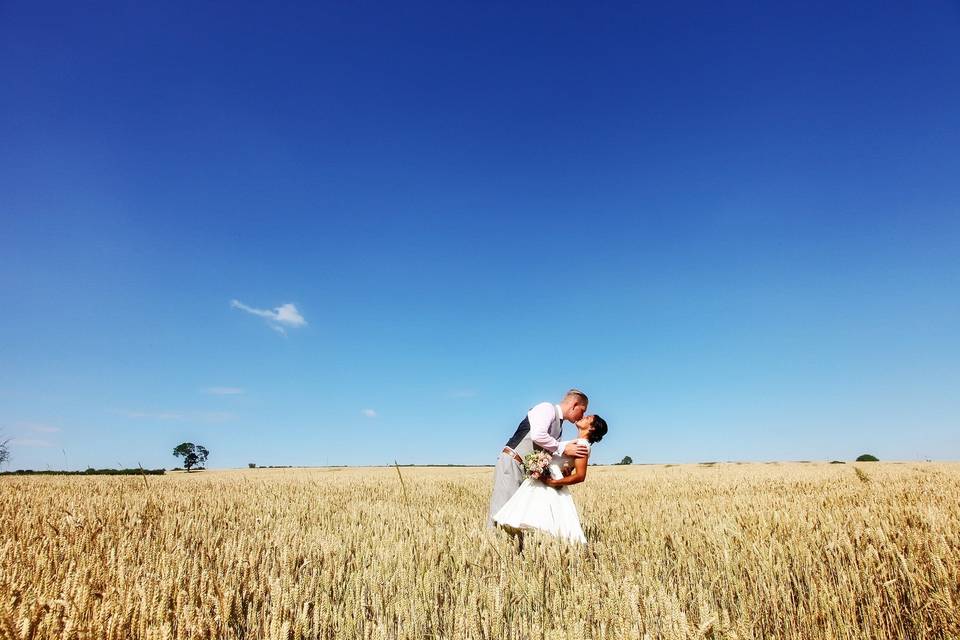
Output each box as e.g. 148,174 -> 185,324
547,438 -> 590,479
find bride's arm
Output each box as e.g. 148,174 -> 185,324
542,454 -> 588,487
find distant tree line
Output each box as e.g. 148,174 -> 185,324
0,468 -> 166,476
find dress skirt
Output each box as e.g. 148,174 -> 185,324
492,478 -> 587,544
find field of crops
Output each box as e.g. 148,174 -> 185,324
2,462 -> 958,639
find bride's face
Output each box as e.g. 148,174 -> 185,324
575,415 -> 595,432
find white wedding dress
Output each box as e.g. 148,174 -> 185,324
492,439 -> 588,544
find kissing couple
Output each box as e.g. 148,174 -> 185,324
487,389 -> 608,544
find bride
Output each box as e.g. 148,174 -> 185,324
492,414 -> 608,543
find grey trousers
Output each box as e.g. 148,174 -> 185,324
487,452 -> 525,528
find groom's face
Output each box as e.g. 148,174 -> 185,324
569,402 -> 587,422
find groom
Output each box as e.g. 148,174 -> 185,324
486,389 -> 591,528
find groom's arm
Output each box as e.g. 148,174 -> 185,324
527,402 -> 564,455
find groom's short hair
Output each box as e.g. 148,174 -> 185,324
564,389 -> 589,405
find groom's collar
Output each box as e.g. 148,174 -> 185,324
555,403 -> 564,424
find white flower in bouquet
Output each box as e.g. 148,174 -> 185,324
522,451 -> 553,479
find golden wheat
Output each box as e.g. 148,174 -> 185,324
1,462 -> 958,639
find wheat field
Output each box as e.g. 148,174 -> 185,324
1,462 -> 958,640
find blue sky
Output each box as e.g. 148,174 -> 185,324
1,1 -> 958,469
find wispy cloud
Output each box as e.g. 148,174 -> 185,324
202,387 -> 245,396
110,409 -> 236,423
193,411 -> 236,423
230,299 -> 306,335
30,424 -> 62,433
111,409 -> 185,420
13,422 -> 63,433
361,409 -> 377,418
10,438 -> 54,448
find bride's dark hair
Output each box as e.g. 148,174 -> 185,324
588,416 -> 608,444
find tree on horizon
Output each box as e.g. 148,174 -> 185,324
173,442 -> 209,472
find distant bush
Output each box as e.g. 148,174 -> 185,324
856,454 -> 879,462
248,463 -> 257,468
830,460 -> 846,464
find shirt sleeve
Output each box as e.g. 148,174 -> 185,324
528,402 -> 562,454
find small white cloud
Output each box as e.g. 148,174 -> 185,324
361,409 -> 377,418
203,387 -> 245,396
273,303 -> 306,326
11,438 -> 54,448
231,299 -> 306,334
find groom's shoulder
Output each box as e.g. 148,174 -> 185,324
527,401 -> 554,415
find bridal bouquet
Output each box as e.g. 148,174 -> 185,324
522,451 -> 553,479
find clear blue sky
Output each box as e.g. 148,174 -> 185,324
2,1 -> 958,469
